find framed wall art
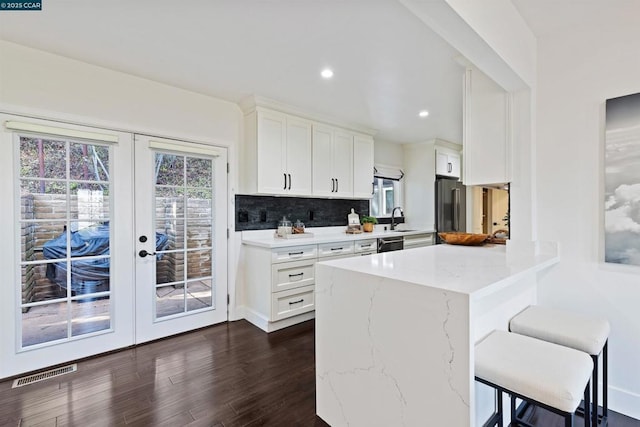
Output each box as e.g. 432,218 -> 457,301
604,92 -> 640,266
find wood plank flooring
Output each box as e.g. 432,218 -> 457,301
0,319 -> 637,427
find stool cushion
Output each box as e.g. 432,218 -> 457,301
475,330 -> 593,413
510,306 -> 610,355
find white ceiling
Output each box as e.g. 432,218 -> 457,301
512,0 -> 638,38
0,0 -> 469,144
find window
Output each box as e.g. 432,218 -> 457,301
370,177 -> 402,218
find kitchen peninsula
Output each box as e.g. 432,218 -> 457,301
315,242 -> 559,427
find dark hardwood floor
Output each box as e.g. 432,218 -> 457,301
0,319 -> 637,427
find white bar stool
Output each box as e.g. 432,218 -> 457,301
509,306 -> 610,426
475,330 -> 593,427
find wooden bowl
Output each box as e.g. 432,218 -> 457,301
438,232 -> 490,246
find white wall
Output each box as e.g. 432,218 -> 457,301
373,138 -> 404,167
534,18 -> 640,418
0,41 -> 246,321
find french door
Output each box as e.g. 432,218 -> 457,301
0,116 -> 228,379
133,135 -> 228,343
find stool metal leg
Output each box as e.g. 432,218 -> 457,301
592,354 -> 598,427
603,341 -> 608,425
497,389 -> 503,427
585,382 -> 591,427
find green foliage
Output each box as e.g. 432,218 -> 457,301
361,215 -> 378,224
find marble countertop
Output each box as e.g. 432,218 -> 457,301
241,227 -> 436,248
316,242 -> 559,299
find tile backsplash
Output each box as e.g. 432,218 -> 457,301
235,195 -> 370,231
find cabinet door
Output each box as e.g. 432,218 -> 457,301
448,153 -> 461,178
332,130 -> 353,197
435,151 -> 450,176
353,134 -> 374,198
312,125 -> 335,197
257,111 -> 288,194
285,117 -> 312,195
463,67 -> 511,185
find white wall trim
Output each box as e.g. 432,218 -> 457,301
239,95 -> 377,136
609,384 -> 640,420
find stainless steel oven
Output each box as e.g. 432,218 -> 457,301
377,236 -> 404,253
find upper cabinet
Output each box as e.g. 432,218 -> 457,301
312,125 -> 353,198
435,149 -> 460,179
244,109 -> 312,196
463,67 -> 511,186
241,99 -> 374,199
352,134 -> 374,198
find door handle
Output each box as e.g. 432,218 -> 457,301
139,250 -> 157,258
331,178 -> 335,192
336,178 -> 339,192
283,173 -> 287,190
288,173 -> 291,190
452,188 -> 460,231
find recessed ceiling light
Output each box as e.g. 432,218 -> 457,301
419,110 -> 429,118
321,68 -> 334,79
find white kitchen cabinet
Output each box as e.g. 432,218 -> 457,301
312,125 -> 353,197
244,244 -> 318,332
243,108 -> 312,195
463,67 -> 511,186
317,241 -> 354,258
403,233 -> 434,249
353,134 -> 375,198
435,150 -> 460,179
354,238 -> 376,254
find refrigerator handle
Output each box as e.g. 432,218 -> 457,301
452,188 -> 460,231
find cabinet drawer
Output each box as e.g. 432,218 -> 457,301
317,241 -> 354,258
271,285 -> 315,321
358,250 -> 376,257
271,259 -> 315,292
354,239 -> 376,253
271,245 -> 317,263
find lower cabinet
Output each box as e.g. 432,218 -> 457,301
271,285 -> 315,321
244,239 -> 377,332
403,233 -> 434,249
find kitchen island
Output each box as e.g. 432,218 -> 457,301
315,242 -> 558,427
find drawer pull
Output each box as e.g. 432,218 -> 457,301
288,272 -> 304,279
288,251 -> 304,256
330,247 -> 344,251
289,299 -> 304,305
361,244 -> 371,248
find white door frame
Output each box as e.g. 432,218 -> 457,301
0,115 -> 230,379
133,135 -> 228,344
0,115 -> 135,379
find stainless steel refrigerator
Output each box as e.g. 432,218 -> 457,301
435,178 -> 466,243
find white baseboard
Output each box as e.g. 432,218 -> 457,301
609,385 -> 640,420
242,307 -> 315,333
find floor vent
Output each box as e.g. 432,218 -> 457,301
12,364 -> 77,388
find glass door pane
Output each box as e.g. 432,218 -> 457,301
18,136 -> 112,348
134,136 -> 227,344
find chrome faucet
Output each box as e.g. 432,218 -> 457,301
391,206 -> 403,230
